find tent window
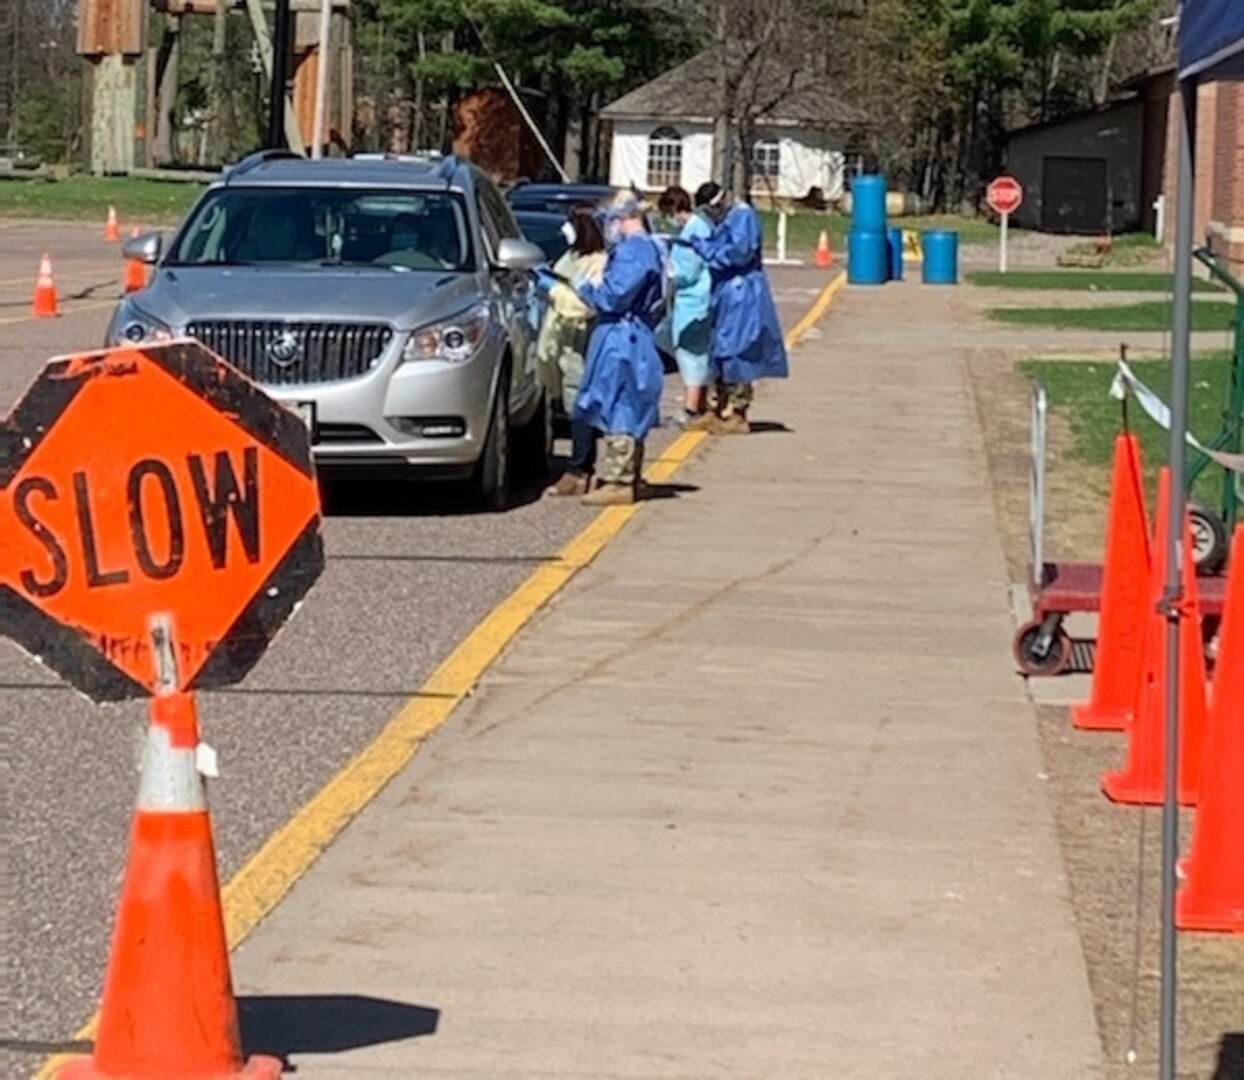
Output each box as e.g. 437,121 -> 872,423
647,127 -> 682,189
751,139 -> 781,183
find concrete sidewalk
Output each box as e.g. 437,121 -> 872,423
230,280 -> 1104,1078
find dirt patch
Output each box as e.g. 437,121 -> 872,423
1035,705 -> 1244,1080
966,338 -> 1244,1080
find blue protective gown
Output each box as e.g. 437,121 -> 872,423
668,210 -> 713,387
573,233 -> 666,439
690,203 -> 789,384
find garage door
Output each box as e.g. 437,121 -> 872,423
1041,156 -> 1108,233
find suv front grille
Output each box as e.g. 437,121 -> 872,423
187,321 -> 394,385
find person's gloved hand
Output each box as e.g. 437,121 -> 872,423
531,267 -> 560,294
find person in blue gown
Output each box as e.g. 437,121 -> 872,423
684,183 -> 788,434
535,191 -> 665,505
657,185 -> 714,426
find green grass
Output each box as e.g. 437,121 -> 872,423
758,209 -> 1000,253
0,175 -> 205,224
989,299 -> 1236,332
1019,353 -> 1234,504
1067,231 -> 1164,267
967,269 -> 1223,293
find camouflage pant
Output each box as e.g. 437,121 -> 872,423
598,434 -> 645,486
713,380 -> 754,414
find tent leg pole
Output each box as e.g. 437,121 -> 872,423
1159,75 -> 1196,1080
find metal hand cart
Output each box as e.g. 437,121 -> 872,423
1013,378 -> 1229,676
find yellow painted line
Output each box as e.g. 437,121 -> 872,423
0,299 -> 116,327
31,268 -> 845,1080
786,270 -> 845,345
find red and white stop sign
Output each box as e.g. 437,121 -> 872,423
987,176 -> 1023,216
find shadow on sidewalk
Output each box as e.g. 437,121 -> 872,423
239,994 -> 439,1059
747,421 -> 793,435
1214,1033 -> 1243,1080
643,481 -> 699,501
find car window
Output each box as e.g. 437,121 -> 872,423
516,215 -> 567,262
478,181 -> 523,244
168,187 -> 475,271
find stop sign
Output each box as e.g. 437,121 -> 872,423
0,341 -> 324,701
987,176 -> 1024,216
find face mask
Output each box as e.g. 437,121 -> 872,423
560,221 -> 576,245
604,220 -> 622,248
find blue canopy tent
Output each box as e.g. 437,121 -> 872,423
1156,4 -> 1244,1077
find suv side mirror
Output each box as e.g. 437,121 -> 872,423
494,238 -> 545,272
122,232 -> 164,266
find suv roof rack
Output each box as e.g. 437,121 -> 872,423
351,150 -> 444,164
345,151 -> 468,186
224,148 -> 304,182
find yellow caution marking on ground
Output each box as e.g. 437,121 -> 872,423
786,270 -> 846,346
0,298 -> 116,326
30,267 -> 846,1080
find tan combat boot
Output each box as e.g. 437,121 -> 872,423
681,411 -> 719,432
714,412 -> 751,435
582,482 -> 637,506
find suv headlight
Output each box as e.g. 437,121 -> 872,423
402,303 -> 490,364
112,300 -> 173,345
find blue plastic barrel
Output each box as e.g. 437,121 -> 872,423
847,229 -> 888,285
850,175 -> 887,233
886,227 -> 904,281
921,230 -> 959,285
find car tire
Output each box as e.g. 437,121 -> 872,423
472,377 -> 511,511
515,386 -> 552,480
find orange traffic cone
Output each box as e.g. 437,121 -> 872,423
30,253 -> 60,318
1072,433 -> 1151,731
104,205 -> 121,242
1177,527 -> 1244,934
1102,470 -> 1209,806
58,692 -> 282,1080
124,229 -> 147,294
815,230 -> 832,269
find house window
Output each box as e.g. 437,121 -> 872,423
843,141 -> 868,178
647,127 -> 682,189
751,139 -> 781,185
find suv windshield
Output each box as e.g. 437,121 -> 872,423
169,187 -> 474,271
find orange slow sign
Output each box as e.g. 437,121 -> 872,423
0,342 -> 324,701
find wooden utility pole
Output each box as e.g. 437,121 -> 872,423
78,0 -> 145,173
153,15 -> 181,164
242,0 -> 304,152
267,0 -> 292,147
208,0 -> 229,159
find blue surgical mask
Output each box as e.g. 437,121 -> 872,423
604,220 -> 622,248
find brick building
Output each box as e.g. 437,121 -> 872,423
1005,68 -> 1243,268
1181,78 -> 1244,265
1135,66 -> 1241,266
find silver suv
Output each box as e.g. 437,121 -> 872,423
106,151 -> 548,508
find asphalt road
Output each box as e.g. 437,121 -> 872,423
0,219 -> 825,1078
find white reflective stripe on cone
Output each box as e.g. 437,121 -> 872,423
137,723 -> 208,812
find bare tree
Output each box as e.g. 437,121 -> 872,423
657,0 -> 822,191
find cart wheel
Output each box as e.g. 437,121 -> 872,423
1188,500 -> 1228,576
1013,619 -> 1073,676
